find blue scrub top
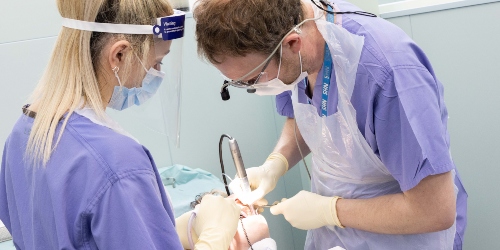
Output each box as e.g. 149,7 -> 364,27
276,1 -> 467,248
0,111 -> 183,250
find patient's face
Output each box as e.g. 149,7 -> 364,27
229,196 -> 270,250
230,214 -> 270,250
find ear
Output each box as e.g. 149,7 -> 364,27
107,40 -> 132,70
282,33 -> 302,54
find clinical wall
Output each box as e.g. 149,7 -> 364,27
385,2 -> 500,249
1,1 -> 499,250
345,0 -> 380,15
379,0 -> 402,4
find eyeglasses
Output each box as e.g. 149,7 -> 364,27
222,55 -> 273,89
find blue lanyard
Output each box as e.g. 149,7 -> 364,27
321,6 -> 335,117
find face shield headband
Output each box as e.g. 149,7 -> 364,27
62,10 -> 187,148
61,9 -> 186,38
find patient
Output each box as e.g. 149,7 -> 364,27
176,190 -> 276,250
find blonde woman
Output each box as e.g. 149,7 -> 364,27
0,0 -> 241,249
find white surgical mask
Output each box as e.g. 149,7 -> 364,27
253,45 -> 308,96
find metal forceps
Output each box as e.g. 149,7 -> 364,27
261,201 -> 282,208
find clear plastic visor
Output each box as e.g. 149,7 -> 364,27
137,10 -> 185,148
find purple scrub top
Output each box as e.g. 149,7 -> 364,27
276,1 -> 467,248
0,111 -> 183,250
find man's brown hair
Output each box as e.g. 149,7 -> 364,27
193,0 -> 304,64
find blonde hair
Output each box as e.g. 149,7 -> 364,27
27,0 -> 173,166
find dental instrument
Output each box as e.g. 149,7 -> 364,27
219,134 -> 256,214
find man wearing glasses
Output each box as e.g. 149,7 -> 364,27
194,0 -> 467,249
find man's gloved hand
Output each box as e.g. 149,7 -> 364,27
193,195 -> 242,250
229,153 -> 289,205
270,190 -> 345,230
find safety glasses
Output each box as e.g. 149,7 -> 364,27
222,56 -> 273,89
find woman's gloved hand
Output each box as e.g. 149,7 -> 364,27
193,195 -> 242,250
270,190 -> 345,230
175,211 -> 197,249
229,153 -> 289,206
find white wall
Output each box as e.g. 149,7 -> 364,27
0,1 -> 61,248
379,0 -> 402,3
4,0 -> 497,249
0,0 -> 61,150
347,0 -> 380,15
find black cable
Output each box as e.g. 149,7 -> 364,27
220,135 -> 254,250
240,216 -> 254,250
312,0 -> 377,18
219,134 -> 233,196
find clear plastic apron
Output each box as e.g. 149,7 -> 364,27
294,2 -> 456,249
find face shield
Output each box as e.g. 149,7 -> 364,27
151,10 -> 185,148
62,10 -> 186,147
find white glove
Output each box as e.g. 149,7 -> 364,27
230,153 -> 288,205
193,195 -> 242,250
270,190 -> 344,230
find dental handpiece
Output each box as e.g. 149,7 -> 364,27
228,137 -> 256,215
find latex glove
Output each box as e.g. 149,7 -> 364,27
270,190 -> 344,230
193,195 -> 242,250
228,194 -> 267,216
175,211 -> 197,249
229,153 -> 288,205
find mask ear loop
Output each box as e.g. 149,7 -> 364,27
298,51 -> 303,72
276,44 -> 283,79
112,66 -> 123,92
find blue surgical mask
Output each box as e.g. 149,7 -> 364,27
108,63 -> 165,111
